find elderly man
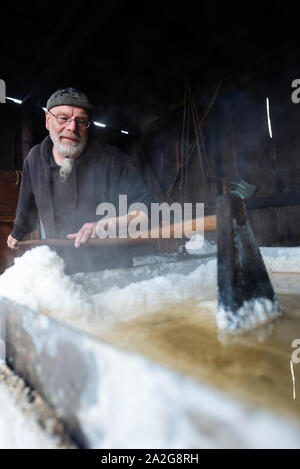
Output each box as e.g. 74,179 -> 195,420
7,88 -> 151,273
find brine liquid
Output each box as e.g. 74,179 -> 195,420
96,291 -> 300,422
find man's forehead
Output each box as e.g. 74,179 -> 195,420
50,105 -> 89,117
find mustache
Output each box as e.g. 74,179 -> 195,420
58,132 -> 80,142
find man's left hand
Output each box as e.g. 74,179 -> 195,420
67,222 -> 97,248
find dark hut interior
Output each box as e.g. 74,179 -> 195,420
1,0 -> 300,271
1,2 -> 300,451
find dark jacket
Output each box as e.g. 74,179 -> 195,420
12,135 -> 153,273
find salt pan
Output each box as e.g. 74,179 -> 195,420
0,244 -> 299,329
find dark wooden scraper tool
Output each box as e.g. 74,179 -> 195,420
216,194 -> 281,332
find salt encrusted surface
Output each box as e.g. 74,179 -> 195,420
77,336 -> 300,449
0,245 -> 300,448
260,246 -> 300,273
0,245 -> 299,327
91,260 -> 217,322
0,246 -> 217,325
0,246 -> 95,328
216,297 -> 281,331
0,364 -> 76,449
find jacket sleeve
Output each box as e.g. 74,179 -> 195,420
11,157 -> 38,240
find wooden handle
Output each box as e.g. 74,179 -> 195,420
170,214 -> 216,237
17,237 -> 157,247
17,215 -> 217,248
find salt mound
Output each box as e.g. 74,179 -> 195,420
0,246 -> 94,323
92,259 -> 217,322
1,245 -> 300,329
0,245 -> 217,325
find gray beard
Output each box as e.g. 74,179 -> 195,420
49,122 -> 87,181
59,157 -> 74,181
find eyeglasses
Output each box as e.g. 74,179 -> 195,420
48,109 -> 91,129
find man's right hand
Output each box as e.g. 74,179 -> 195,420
7,234 -> 19,250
